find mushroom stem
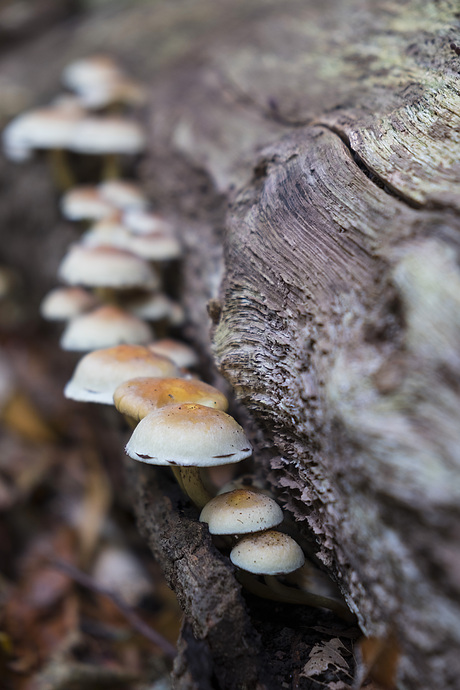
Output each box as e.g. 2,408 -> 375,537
179,467 -> 214,510
263,575 -> 355,622
235,571 -> 353,622
103,153 -> 121,180
171,466 -> 186,493
48,148 -> 75,191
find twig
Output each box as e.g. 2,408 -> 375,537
50,557 -> 177,660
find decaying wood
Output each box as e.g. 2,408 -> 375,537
1,0 -> 459,688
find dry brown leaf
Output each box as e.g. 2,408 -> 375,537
357,634 -> 400,690
300,637 -> 350,679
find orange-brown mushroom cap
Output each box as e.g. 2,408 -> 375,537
113,377 -> 228,422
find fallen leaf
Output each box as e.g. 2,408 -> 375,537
300,638 -> 350,678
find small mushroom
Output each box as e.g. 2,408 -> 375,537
230,530 -> 353,620
64,344 -> 181,405
113,376 -> 228,423
40,286 -> 98,321
200,489 -> 283,535
61,186 -> 116,221
60,305 -> 153,351
147,339 -> 198,369
58,245 -> 159,292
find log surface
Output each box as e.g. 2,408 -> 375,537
1,0 -> 459,688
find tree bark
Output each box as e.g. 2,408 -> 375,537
1,0 -> 459,688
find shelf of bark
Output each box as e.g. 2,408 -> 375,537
1,0 -> 459,688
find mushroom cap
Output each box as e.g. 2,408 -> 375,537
98,180 -> 147,210
63,55 -> 124,92
125,403 -> 252,467
125,293 -> 176,322
230,530 -> 305,575
60,305 -> 153,351
3,107 -> 82,160
123,209 -> 175,236
58,245 -> 158,289
114,376 -> 228,421
40,286 -> 98,321
200,489 -> 283,535
147,339 -> 197,369
64,344 -> 181,405
81,223 -> 181,261
61,186 -> 116,221
69,117 -> 146,155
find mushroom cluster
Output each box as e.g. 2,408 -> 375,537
2,54 -> 352,622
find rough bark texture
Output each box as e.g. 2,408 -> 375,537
1,0 -> 460,688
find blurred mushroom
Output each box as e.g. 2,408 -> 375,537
60,305 -> 153,351
40,286 -> 99,321
64,344 -> 181,405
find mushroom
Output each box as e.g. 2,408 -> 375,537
125,403 -> 252,509
147,339 -> 198,369
230,530 -> 354,620
124,293 -> 182,325
40,286 -> 99,321
98,180 -> 148,210
123,209 -> 176,236
81,222 -> 182,262
64,344 -> 181,405
2,105 -> 84,188
199,489 -> 283,535
61,186 -> 116,221
58,245 -> 159,301
62,55 -> 146,110
60,305 -> 153,351
113,376 -> 228,423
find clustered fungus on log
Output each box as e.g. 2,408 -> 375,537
2,53 -> 354,655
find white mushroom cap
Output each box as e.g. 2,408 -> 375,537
40,286 -> 99,321
62,55 -> 146,110
60,186 -> 116,221
230,530 -> 305,575
98,180 -> 147,210
125,403 -> 252,467
123,209 -> 175,236
114,376 -> 228,421
60,305 -> 153,351
62,55 -> 124,93
125,294 -> 177,322
147,339 -> 197,369
81,223 -> 181,261
3,107 -> 82,161
200,489 -> 283,535
69,117 -> 146,155
64,344 -> 181,404
58,245 -> 159,290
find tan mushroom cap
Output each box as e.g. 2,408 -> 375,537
125,293 -> 176,322
147,339 -> 198,369
114,377 -> 228,421
58,245 -> 158,290
2,107 -> 83,161
40,286 -> 98,321
230,530 -> 305,575
98,180 -> 147,210
200,489 -> 283,535
60,305 -> 153,351
64,344 -> 181,404
81,223 -> 181,261
63,55 -> 123,92
123,209 -> 175,236
125,403 -> 252,467
61,186 -> 116,221
69,117 -> 146,155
